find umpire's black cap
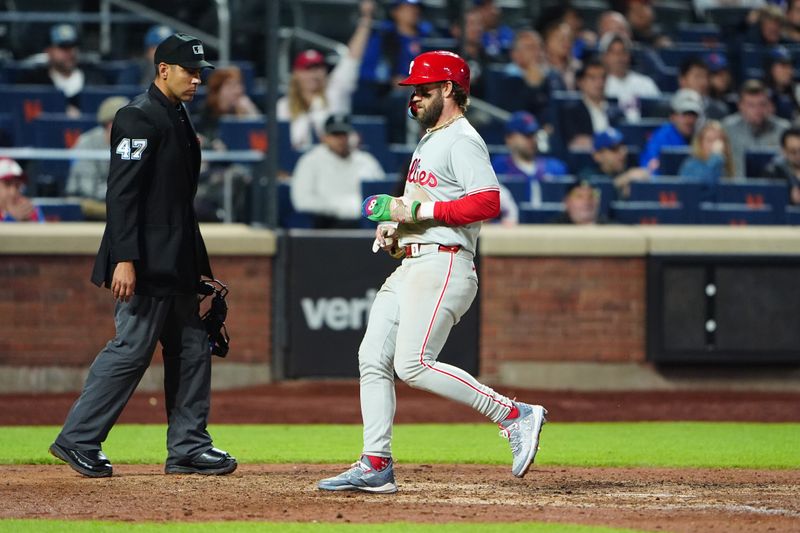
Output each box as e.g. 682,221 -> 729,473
154,33 -> 215,69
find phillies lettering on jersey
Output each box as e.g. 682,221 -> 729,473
406,157 -> 439,188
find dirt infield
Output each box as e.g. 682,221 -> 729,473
2,382 -> 799,531
2,464 -> 798,532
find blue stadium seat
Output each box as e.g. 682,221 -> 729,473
610,201 -> 690,225
95,60 -> 140,85
699,203 -> 779,225
639,96 -> 672,119
628,179 -> 703,222
0,113 -> 12,146
498,175 -> 530,204
78,86 -> 141,115
360,178 -> 396,199
676,24 -> 723,44
217,117 -> 302,173
714,179 -> 788,214
482,64 -> 517,110
702,7 -> 751,29
352,115 -> 389,171
617,119 -> 663,151
658,44 -> 725,68
658,146 -> 692,176
278,121 -> 304,173
277,181 -> 313,228
745,149 -> 778,178
0,85 -> 67,145
33,199 -> 83,221
32,114 -> 96,148
218,116 -> 267,151
540,177 -> 576,203
387,144 -> 415,174
589,177 -> 616,218
785,205 -> 800,225
29,114 -> 96,196
518,202 -> 564,224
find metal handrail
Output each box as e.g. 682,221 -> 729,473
0,147 -> 263,163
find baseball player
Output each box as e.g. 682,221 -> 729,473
318,51 -> 546,494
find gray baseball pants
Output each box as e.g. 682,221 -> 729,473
359,249 -> 514,457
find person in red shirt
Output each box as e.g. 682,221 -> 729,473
0,158 -> 43,223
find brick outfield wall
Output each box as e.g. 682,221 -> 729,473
479,256 -> 647,378
0,255 -> 271,368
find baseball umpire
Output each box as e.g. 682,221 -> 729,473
318,51 -> 546,494
49,33 -> 236,477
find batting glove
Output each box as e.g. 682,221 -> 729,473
362,194 -> 420,224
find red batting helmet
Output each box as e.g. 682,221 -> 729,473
398,50 -> 471,95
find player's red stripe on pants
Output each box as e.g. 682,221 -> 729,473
417,253 -> 512,410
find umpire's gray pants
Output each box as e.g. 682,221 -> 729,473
55,293 -> 213,464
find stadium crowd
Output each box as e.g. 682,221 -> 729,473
1,0 -> 800,226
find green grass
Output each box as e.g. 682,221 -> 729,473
0,521 -> 644,533
1,422 -> 798,469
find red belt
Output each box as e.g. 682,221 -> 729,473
403,244 -> 461,257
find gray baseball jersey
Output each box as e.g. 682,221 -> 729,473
397,117 -> 500,255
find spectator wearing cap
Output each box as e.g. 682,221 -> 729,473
764,127 -> 800,205
552,179 -> 605,225
491,111 -> 567,185
578,128 -> 650,198
705,52 -> 735,115
501,30 -> 564,124
290,114 -> 385,229
277,1 -> 374,151
65,95 -> 130,220
678,120 -> 735,185
764,46 -> 799,121
599,32 -> 660,122
640,89 -> 704,174
679,56 -> 729,120
0,158 -> 43,223
560,57 -> 623,151
17,24 -> 105,116
722,79 -> 790,177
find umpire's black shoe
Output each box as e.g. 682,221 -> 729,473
49,442 -> 113,478
165,447 -> 237,475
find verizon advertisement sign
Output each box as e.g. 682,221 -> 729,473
286,231 -> 478,378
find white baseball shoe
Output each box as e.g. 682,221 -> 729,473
499,402 -> 547,478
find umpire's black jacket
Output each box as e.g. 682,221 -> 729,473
91,84 -> 212,296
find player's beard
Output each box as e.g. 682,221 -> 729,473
417,91 -> 444,129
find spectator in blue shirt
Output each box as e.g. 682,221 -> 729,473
640,89 -> 703,175
491,112 -> 568,201
473,0 -> 515,62
359,0 -> 435,91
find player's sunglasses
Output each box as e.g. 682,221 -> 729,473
413,82 -> 447,99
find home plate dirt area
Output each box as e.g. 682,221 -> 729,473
1,464 -> 798,532
2,382 -> 799,531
